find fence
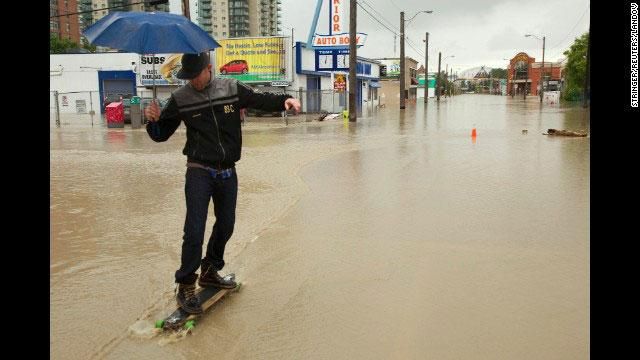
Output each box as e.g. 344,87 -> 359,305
50,87 -> 380,127
50,90 -> 173,128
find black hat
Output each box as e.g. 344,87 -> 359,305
176,52 -> 210,80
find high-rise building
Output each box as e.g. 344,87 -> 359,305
86,1 -> 170,31
198,0 -> 282,39
50,0 -> 81,44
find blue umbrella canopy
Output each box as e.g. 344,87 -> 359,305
83,11 -> 220,54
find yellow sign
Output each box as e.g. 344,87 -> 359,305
334,74 -> 346,92
215,37 -> 287,83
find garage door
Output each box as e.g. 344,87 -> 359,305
103,79 -> 134,98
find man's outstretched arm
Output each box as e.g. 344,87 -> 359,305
237,81 -> 301,113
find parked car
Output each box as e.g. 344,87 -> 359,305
220,60 -> 249,74
246,108 -> 283,117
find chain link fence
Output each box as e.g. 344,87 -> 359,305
50,90 -> 103,127
50,87 -> 378,127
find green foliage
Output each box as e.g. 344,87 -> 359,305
50,34 -> 96,53
50,34 -> 78,53
561,32 -> 588,101
490,68 -> 507,78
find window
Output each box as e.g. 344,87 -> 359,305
222,17 -> 225,20
66,23 -> 70,32
223,24 -> 226,27
223,32 -> 226,36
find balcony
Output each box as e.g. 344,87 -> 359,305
230,1 -> 249,10
200,4 -> 211,11
200,18 -> 212,25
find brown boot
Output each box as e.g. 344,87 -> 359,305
176,282 -> 202,314
198,260 -> 236,289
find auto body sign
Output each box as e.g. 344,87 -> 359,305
139,54 -> 186,86
215,37 -> 287,83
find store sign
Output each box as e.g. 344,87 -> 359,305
215,37 -> 288,83
139,54 -> 187,86
309,0 -> 367,49
334,74 -> 346,92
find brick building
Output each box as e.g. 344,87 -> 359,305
506,52 -> 563,96
50,0 -> 81,44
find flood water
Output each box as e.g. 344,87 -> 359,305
51,94 -> 589,359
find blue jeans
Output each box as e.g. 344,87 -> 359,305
175,167 -> 237,284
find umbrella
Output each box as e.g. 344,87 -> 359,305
83,11 -> 221,98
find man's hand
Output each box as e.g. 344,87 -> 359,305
144,100 -> 161,122
284,98 -> 301,114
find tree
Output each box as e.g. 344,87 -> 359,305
50,34 -> 78,53
490,68 -> 507,79
562,32 -> 589,101
50,34 -> 97,53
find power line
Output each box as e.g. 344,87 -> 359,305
356,2 -> 398,36
50,0 -> 167,18
356,1 -> 425,60
358,0 -> 399,32
388,0 -> 404,12
546,5 -> 589,59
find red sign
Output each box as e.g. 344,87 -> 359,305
334,74 -> 346,92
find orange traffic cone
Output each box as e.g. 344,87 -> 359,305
471,128 -> 477,137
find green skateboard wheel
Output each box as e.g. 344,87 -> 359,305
155,320 -> 164,329
184,320 -> 196,330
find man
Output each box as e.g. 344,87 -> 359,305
144,52 -> 301,314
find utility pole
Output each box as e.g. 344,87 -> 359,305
582,27 -> 590,108
445,63 -> 448,97
349,0 -> 357,121
540,36 -> 545,103
424,32 -> 429,103
436,52 -> 441,102
449,67 -> 452,97
400,11 -> 406,109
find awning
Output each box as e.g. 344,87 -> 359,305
369,81 -> 381,88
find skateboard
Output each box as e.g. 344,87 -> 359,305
155,274 -> 241,332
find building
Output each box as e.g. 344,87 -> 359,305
506,52 -> 563,96
50,38 -> 380,117
292,43 -> 381,114
50,0 -> 81,44
198,0 -> 282,39
375,57 -> 419,105
81,1 -> 169,34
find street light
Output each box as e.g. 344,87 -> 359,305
400,10 -> 433,109
442,55 -> 456,96
525,34 -> 546,103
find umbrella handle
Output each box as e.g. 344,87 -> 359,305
152,55 -> 157,100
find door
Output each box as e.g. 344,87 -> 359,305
356,79 -> 363,114
306,76 -> 321,113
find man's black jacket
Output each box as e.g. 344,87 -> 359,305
147,78 -> 292,168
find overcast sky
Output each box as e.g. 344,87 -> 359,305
171,0 -> 590,73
